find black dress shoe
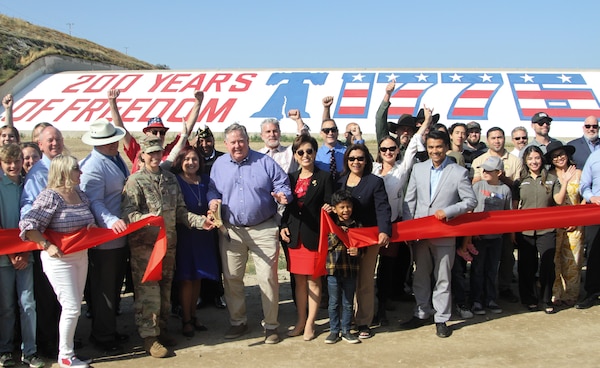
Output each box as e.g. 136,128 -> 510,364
435,322 -> 452,338
575,294 -> 599,309
399,316 -> 426,330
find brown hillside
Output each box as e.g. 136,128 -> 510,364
0,14 -> 157,84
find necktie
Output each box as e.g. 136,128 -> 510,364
329,149 -> 337,181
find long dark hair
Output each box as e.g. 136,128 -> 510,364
519,145 -> 550,193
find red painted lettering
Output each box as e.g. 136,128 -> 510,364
199,98 -> 236,123
73,99 -> 109,121
84,75 -> 118,93
121,98 -> 148,123
204,74 -> 232,92
140,99 -> 176,123
63,75 -> 95,93
28,99 -> 64,121
148,74 -> 174,92
54,99 -> 89,122
11,100 -> 44,121
180,74 -> 206,92
112,74 -> 143,92
230,73 -> 256,92
162,74 -> 192,93
167,99 -> 196,122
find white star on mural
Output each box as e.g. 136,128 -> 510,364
479,73 -> 493,82
352,73 -> 365,82
416,73 -> 429,82
558,74 -> 572,83
386,73 -> 398,81
450,73 -> 463,82
520,74 -> 534,83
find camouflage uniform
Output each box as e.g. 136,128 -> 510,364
121,165 -> 207,339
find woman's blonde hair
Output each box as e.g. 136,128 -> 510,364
47,154 -> 80,190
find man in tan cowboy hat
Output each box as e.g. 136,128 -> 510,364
79,118 -> 130,353
108,89 -> 205,173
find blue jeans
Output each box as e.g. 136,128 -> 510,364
470,237 -> 502,305
0,262 -> 37,356
327,275 -> 356,334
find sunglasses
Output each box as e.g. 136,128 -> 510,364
379,146 -> 397,153
348,156 -> 365,162
322,127 -> 338,134
150,130 -> 167,136
72,165 -> 81,171
585,124 -> 599,129
513,136 -> 528,141
296,148 -> 314,156
536,121 -> 551,126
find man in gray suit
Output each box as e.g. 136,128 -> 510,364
400,130 -> 477,338
568,115 -> 600,169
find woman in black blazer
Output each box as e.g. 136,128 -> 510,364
338,143 -> 392,339
281,134 -> 333,341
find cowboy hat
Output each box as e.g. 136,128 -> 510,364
81,119 -> 126,146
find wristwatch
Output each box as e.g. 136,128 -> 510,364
41,240 -> 51,250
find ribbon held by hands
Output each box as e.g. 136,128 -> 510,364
0,216 -> 167,282
318,203 -> 600,255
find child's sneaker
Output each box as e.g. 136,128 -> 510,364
22,353 -> 45,368
324,332 -> 340,344
58,356 -> 89,368
487,301 -> 503,314
0,353 -> 15,367
472,302 -> 486,315
341,332 -> 361,344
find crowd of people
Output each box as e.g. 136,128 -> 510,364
1,84 -> 600,367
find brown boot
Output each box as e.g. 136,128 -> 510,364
143,337 -> 168,358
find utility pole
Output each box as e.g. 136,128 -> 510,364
66,23 -> 74,36
124,47 -> 129,55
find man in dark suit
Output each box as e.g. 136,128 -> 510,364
568,116 -> 600,169
401,130 -> 477,338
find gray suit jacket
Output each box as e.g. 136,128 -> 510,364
403,158 -> 477,246
567,136 -> 592,170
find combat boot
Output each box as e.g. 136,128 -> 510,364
143,337 -> 168,358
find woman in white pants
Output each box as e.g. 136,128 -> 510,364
20,155 -> 95,368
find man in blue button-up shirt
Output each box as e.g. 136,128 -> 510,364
208,123 -> 291,344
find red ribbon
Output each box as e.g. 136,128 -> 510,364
316,204 -> 600,277
0,216 -> 167,282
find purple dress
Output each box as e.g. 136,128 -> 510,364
174,174 -> 219,281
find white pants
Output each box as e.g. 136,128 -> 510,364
41,250 -> 88,359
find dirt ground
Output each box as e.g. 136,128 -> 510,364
43,267 -> 597,368
42,135 -> 599,367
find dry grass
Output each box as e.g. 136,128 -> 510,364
0,15 -> 156,85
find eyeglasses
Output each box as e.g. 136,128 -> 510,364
296,148 -> 314,156
513,136 -> 528,141
585,124 -> 599,129
379,146 -> 397,153
72,165 -> 81,171
150,130 -> 167,136
348,156 -> 365,162
536,121 -> 551,126
321,127 -> 338,134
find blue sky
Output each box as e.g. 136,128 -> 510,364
1,0 -> 598,70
